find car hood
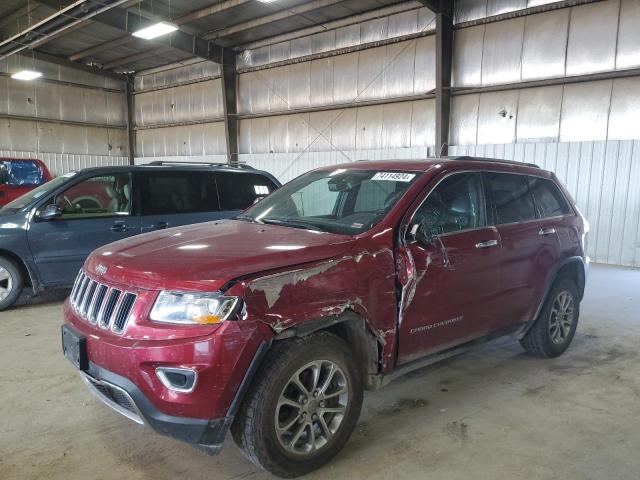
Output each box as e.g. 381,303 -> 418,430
86,219 -> 356,291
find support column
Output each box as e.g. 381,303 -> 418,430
221,49 -> 239,165
125,75 -> 136,165
435,2 -> 454,157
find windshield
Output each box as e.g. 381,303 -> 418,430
0,175 -> 71,213
240,169 -> 419,235
0,160 -> 46,186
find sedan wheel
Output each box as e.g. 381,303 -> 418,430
0,266 -> 14,302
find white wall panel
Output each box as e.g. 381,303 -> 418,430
521,10 -> 569,80
238,7 -> 436,69
239,100 -> 435,155
560,81 -> 612,142
481,18 -> 525,85
238,37 -> 436,115
608,77 -> 640,140
477,91 -> 519,144
452,26 -> 484,87
566,0 -> 619,76
516,86 -> 562,142
616,0 -> 640,69
450,94 -> 480,145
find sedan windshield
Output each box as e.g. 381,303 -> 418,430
240,169 -> 419,235
0,175 -> 71,213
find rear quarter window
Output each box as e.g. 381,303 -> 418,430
529,177 -> 572,218
486,172 -> 537,225
216,172 -> 278,210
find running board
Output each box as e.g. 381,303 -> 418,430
369,325 -> 520,390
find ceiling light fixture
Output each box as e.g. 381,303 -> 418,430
11,70 -> 42,81
132,22 -> 178,40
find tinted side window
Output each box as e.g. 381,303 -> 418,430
140,172 -> 219,215
216,172 -> 278,210
486,173 -> 536,224
529,177 -> 571,218
413,172 -> 485,236
56,174 -> 132,219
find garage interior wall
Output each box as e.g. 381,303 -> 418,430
0,56 -> 128,175
449,0 -> 640,268
133,60 -> 228,163
40,0 -> 639,268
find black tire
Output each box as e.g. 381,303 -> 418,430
0,256 -> 24,311
520,277 -> 579,358
231,332 -> 363,478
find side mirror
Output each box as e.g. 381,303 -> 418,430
39,204 -> 62,220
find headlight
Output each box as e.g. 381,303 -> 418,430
150,291 -> 241,325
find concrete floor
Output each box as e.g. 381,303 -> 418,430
1,263 -> 639,480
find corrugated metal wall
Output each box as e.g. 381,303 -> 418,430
451,0 -> 640,144
133,60 -> 227,162
450,141 -> 640,268
125,0 -> 640,267
0,55 -> 128,173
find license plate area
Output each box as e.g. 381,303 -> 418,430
61,324 -> 88,371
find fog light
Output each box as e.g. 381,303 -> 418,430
156,367 -> 197,393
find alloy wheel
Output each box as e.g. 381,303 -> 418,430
0,266 -> 13,302
275,360 -> 349,455
548,290 -> 575,345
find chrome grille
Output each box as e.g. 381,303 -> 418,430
70,270 -> 137,335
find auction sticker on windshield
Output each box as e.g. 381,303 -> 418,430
371,172 -> 416,182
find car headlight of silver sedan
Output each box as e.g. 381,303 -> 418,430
150,291 -> 241,325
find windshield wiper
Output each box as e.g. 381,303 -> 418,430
234,214 -> 257,223
260,218 -> 322,232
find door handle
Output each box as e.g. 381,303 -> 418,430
110,222 -> 131,233
475,239 -> 499,249
538,227 -> 556,236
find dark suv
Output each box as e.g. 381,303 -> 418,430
0,162 -> 279,310
62,157 -> 587,477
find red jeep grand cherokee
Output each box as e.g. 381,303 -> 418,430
62,157 -> 587,477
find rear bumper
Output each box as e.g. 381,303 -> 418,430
82,361 -> 230,454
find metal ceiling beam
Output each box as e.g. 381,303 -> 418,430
0,0 -> 131,60
27,49 -> 126,80
68,36 -> 133,62
37,0 -> 229,65
0,4 -> 42,31
173,0 -> 252,25
203,0 -> 344,40
416,0 -> 447,14
103,46 -> 168,70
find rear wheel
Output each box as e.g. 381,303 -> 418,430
0,257 -> 24,311
520,277 -> 579,358
231,332 -> 362,478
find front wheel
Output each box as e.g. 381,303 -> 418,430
520,277 -> 580,358
231,332 -> 363,478
0,257 -> 24,311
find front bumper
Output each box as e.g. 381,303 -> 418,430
82,362 -> 230,453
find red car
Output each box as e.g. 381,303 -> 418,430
0,158 -> 53,206
62,157 -> 588,477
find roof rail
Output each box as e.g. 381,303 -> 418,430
447,156 -> 541,169
147,161 -> 255,170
